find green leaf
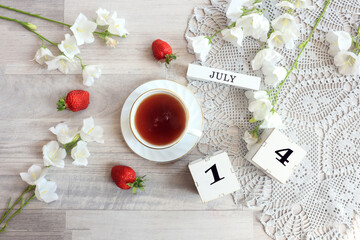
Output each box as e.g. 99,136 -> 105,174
249,117 -> 257,123
56,93 -> 67,111
165,54 -> 177,67
128,176 -> 147,194
21,197 -> 26,206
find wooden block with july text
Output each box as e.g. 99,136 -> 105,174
188,151 -> 241,203
245,129 -> 307,184
186,64 -> 261,90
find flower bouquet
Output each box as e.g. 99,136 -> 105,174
0,5 -> 129,86
0,117 -> 104,232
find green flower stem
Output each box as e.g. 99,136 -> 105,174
247,0 -> 331,138
0,15 -> 32,29
206,22 -> 236,44
63,134 -> 81,154
267,87 -> 278,96
0,185 -> 35,226
354,23 -> 360,55
94,31 -> 124,38
0,5 -> 126,41
40,38 -> 46,48
206,6 -> 263,44
94,32 -> 105,38
75,55 -> 86,69
26,28 -> 58,46
250,120 -> 264,139
261,29 -> 275,49
270,0 -> 331,110
0,15 -> 58,46
0,193 -> 36,233
0,4 -> 71,27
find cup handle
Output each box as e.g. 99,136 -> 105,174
187,128 -> 202,138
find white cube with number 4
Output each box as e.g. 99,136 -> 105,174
245,129 -> 307,184
188,151 -> 241,203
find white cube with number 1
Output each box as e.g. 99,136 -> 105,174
245,129 -> 307,184
188,151 -> 241,203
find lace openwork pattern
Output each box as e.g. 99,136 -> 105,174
185,0 -> 360,239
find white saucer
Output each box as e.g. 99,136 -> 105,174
120,80 -> 203,162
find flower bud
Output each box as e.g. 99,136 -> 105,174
25,22 -> 37,30
105,37 -> 118,48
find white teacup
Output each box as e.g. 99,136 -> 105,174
130,89 -> 202,149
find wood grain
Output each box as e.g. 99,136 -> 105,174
66,210 -> 254,240
0,0 -> 272,239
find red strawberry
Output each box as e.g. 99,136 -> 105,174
111,165 -> 146,194
57,90 -> 89,112
152,39 -> 177,66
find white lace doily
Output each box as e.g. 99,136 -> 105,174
185,0 -> 360,239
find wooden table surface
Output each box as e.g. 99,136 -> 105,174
0,0 -> 272,239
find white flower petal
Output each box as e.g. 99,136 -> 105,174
267,31 -> 286,49
236,13 -> 269,42
80,117 -> 104,143
326,30 -> 353,57
249,98 -> 272,120
243,131 -> 258,150
58,34 -> 80,59
187,36 -> 211,62
245,90 -> 268,101
283,32 -> 298,49
20,172 -> 35,185
221,26 -> 244,47
35,179 -> 58,203
71,141 -> 90,166
334,51 -> 360,75
70,13 -> 97,45
246,90 -> 272,121
49,123 -> 78,144
81,117 -> 95,133
45,55 -> 80,74
35,47 -> 54,65
272,13 -> 299,39
251,48 -> 283,70
226,0 -> 244,22
293,0 -> 313,9
96,8 -> 111,26
226,0 -> 263,21
20,164 -> 48,185
275,1 -> 295,9
260,111 -> 283,129
82,65 -> 101,87
42,141 -> 66,168
262,65 -> 287,87
108,12 -> 129,36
